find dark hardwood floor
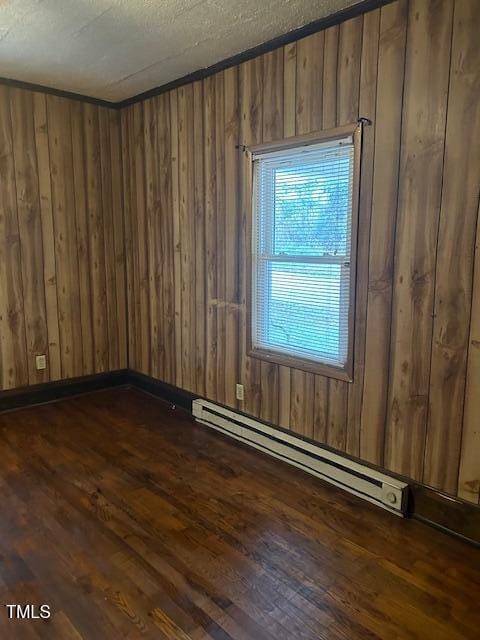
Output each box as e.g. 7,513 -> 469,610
0,388 -> 478,639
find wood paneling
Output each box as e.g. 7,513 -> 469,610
360,0 -> 408,467
384,0 -> 453,482
122,0 -> 480,502
0,1 -> 477,504
0,90 -> 28,390
11,89 -> 49,385
424,0 -> 480,495
0,87 -> 126,390
121,0 -> 480,501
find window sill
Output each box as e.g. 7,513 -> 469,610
248,347 -> 353,382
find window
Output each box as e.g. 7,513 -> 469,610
249,126 -> 361,380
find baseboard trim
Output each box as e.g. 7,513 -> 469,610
3,369 -> 479,546
0,370 -> 130,413
409,484 -> 480,548
128,370 -> 195,412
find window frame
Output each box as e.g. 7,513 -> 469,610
246,123 -> 362,382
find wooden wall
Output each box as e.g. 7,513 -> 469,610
122,0 -> 480,502
0,87 -> 127,389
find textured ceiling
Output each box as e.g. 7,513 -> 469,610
0,0 -> 360,102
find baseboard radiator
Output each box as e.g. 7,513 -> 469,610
192,399 -> 408,515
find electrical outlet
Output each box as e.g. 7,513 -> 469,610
236,384 -> 244,401
36,354 -> 47,371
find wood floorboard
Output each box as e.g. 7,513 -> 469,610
0,388 -> 478,639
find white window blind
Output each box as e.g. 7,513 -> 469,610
251,135 -> 355,371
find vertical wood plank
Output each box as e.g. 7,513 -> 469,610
290,369 -> 314,438
215,72 -> 227,405
71,101 -> 94,375
47,96 -> 83,378
263,49 -> 284,143
295,32 -> 324,134
261,363 -> 279,427
327,379 -> 348,450
313,376 -> 328,443
129,105 -> 141,373
158,94 -> 175,385
458,200 -> 480,503
193,82 -> 206,397
143,98 -> 159,379
360,0 -> 408,466
178,85 -> 196,393
32,92 -> 62,381
283,42 -> 297,137
224,67 -> 241,408
10,88 -> 49,384
322,26 -> 339,129
133,102 -> 150,375
385,0 -> 454,479
425,0 -> 480,493
109,109 -> 128,370
239,57 -> 263,418
0,87 -> 28,389
170,90 -> 182,388
121,108 -> 136,370
84,103 -> 108,373
128,106 -> 139,371
346,9 -> 380,457
337,16 -> 363,127
204,76 -> 218,401
99,107 -> 119,371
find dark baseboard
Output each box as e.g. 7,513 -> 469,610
2,368 -> 479,547
409,484 -> 480,548
128,370 -> 195,412
0,370 -> 129,413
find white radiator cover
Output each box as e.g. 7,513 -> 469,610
192,399 -> 408,515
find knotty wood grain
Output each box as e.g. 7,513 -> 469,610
346,9 -> 380,457
84,103 -> 109,373
224,67 -> 241,409
458,199 -> 480,504
47,96 -> 84,378
10,88 -> 49,384
204,76 -> 218,401
385,0 -> 453,480
193,82 -> 206,398
424,0 -> 480,494
0,87 -> 28,389
33,92 -> 62,381
360,0 -> 407,466
178,85 -> 196,393
0,88 -> 126,391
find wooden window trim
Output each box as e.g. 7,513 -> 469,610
245,123 -> 362,383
